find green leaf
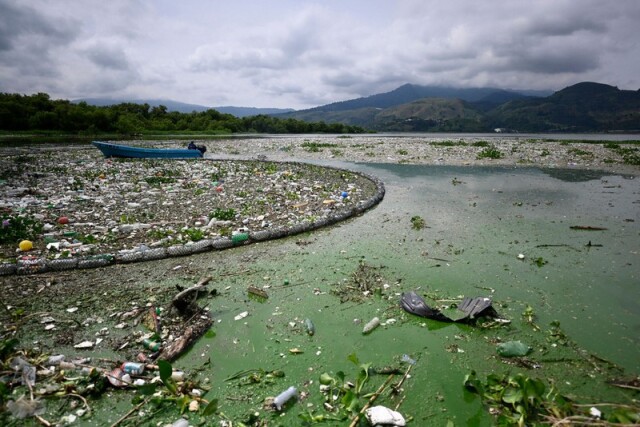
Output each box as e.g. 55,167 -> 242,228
137,383 -> 158,396
158,360 -> 172,382
502,386 -> 524,405
463,371 -> 483,394
203,398 -> 218,416
0,338 -> 19,360
319,373 -> 335,385
523,377 -> 545,403
341,390 -> 359,413
177,395 -> 190,414
347,352 -> 360,366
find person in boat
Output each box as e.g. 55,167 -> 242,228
188,141 -> 207,154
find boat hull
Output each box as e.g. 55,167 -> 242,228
92,141 -> 203,159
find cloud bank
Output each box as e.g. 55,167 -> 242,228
1,0 -> 638,109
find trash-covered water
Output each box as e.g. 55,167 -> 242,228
3,161 -> 638,426
168,163 -> 638,425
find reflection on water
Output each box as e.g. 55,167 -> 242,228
350,162 -> 639,368
541,167 -> 613,182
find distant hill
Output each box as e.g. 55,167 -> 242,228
74,98 -> 294,117
484,82 -> 640,132
287,84 -> 543,114
273,83 -> 547,131
273,82 -> 639,132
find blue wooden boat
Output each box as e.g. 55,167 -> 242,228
92,141 -> 203,159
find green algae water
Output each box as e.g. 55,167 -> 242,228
162,163 -> 638,426
6,162 -> 637,426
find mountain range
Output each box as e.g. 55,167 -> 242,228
272,82 -> 640,132
76,81 -> 640,132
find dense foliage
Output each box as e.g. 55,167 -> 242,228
0,93 -> 365,134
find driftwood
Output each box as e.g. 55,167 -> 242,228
157,314 -> 213,361
247,286 -> 269,299
158,276 -> 214,361
172,276 -> 212,314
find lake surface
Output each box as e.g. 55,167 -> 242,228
165,161 -> 638,426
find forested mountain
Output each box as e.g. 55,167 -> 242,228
274,82 -> 639,132
484,82 -> 640,132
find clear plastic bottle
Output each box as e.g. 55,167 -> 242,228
362,317 -> 380,334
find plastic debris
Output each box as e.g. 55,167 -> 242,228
400,292 -> 453,322
107,367 -> 129,387
273,386 -> 297,410
121,362 -> 145,375
142,338 -> 161,352
304,318 -> 315,336
363,317 -> 380,334
172,418 -> 190,427
18,240 -> 33,251
10,357 -> 36,386
234,311 -> 249,321
400,292 -> 499,324
365,405 -> 406,426
401,354 -> 416,365
6,395 -> 45,419
496,340 -> 532,357
455,296 -> 498,321
74,340 -> 95,349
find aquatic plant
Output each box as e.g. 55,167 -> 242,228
210,208 -> 236,221
464,371 -> 640,426
477,146 -> 504,159
0,214 -> 43,244
410,215 -> 426,230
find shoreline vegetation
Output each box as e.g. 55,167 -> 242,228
0,93 -> 366,135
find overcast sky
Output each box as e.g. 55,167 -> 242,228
1,0 -> 639,110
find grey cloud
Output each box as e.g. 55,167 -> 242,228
85,43 -> 132,71
0,1 -> 77,51
520,15 -> 606,37
188,45 -> 285,72
508,48 -> 599,74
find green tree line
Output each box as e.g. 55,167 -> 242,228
0,93 -> 366,134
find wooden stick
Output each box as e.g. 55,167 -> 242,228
392,364 -> 413,393
35,415 -> 52,426
110,398 -> 148,427
348,374 -> 395,427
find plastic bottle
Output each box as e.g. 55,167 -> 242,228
171,418 -> 189,427
362,317 -> 380,334
273,386 -> 298,410
304,318 -> 315,336
142,338 -> 161,352
46,354 -> 66,365
121,362 -> 145,375
231,232 -> 249,244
